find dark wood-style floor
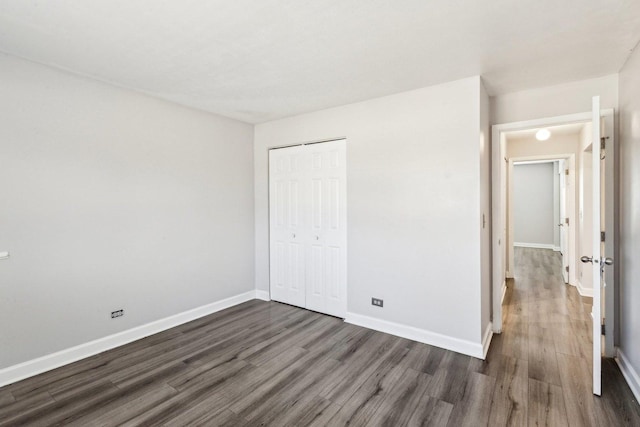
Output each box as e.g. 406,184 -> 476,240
1,248 -> 639,426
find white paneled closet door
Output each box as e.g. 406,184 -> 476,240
304,140 -> 347,317
269,139 -> 347,318
269,145 -> 306,308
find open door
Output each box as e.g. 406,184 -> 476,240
581,96 -> 614,396
558,159 -> 569,283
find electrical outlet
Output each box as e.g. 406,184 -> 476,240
371,298 -> 384,307
111,309 -> 124,319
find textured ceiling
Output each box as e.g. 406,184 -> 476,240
1,0 -> 639,123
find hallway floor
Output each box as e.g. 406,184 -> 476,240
491,247 -> 640,426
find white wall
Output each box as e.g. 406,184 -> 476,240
255,77 -> 489,351
512,163 -> 555,246
491,74 -> 618,124
618,43 -> 640,394
0,54 -> 255,369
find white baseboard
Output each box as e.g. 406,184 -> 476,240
553,246 -> 561,252
616,348 -> 640,403
514,242 -> 556,250
501,280 -> 507,304
255,290 -> 271,301
0,290 -> 258,388
482,322 -> 494,359
345,312 -> 486,359
576,280 -> 594,297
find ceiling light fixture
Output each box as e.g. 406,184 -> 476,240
536,129 -> 551,141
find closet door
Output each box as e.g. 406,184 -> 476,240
268,139 -> 347,318
305,140 -> 347,317
269,145 -> 306,308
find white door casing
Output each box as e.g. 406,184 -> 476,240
268,139 -> 347,318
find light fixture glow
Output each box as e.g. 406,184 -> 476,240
536,129 -> 551,141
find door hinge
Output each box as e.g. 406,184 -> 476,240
601,231 -> 605,242
565,169 -> 569,176
565,217 -> 569,226
601,137 -> 606,150
601,323 -> 606,336
565,266 -> 569,273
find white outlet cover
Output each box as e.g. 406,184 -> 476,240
0,251 -> 9,259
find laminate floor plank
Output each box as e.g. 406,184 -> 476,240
1,248 -> 639,426
217,346 -> 306,402
367,367 -> 433,427
122,389 -> 230,427
424,350 -> 472,404
325,363 -> 406,426
235,353 -> 340,423
250,394 -> 333,427
556,353 -> 598,427
527,323 -> 562,386
228,346 -> 337,419
0,391 -> 14,408
487,354 -> 528,427
406,394 -> 453,427
318,333 -> 402,405
528,378 -> 569,427
1,381 -> 119,426
66,383 -> 178,427
0,391 -> 56,425
445,372 -> 496,427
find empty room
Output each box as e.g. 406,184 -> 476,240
1,1 -> 640,426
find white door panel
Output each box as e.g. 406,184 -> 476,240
305,140 -> 347,317
589,96 -> 602,396
269,145 -> 306,308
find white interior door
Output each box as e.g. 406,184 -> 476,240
269,145 -> 306,308
586,96 -> 603,396
269,140 -> 347,318
305,140 -> 347,318
558,159 -> 569,283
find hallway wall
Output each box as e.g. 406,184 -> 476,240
512,163 -> 555,246
618,42 -> 640,399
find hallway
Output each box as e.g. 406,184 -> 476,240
491,247 -> 640,426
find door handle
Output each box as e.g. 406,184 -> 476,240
581,256 -> 593,263
557,223 -> 564,226
603,257 -> 613,266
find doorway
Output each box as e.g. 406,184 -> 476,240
510,159 -> 572,285
492,104 -> 616,395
